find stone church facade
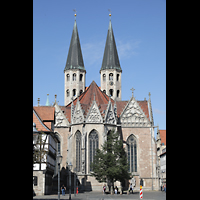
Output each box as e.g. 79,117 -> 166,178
34,14 -> 159,193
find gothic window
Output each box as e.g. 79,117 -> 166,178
109,89 -> 113,97
117,90 -> 119,97
127,135 -> 137,172
89,130 -> 99,171
103,90 -> 106,94
109,73 -> 113,81
75,131 -> 81,172
117,74 -> 120,81
80,74 -> 83,81
67,74 -> 70,81
66,89 -> 70,97
103,74 -> 106,81
73,89 -> 76,97
73,73 -> 76,81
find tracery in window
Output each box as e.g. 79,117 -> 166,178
75,131 -> 81,172
89,130 -> 99,171
127,135 -> 137,172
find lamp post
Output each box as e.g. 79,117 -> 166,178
57,153 -> 63,200
67,162 -> 73,200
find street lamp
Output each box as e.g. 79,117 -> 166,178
67,162 -> 73,200
57,153 -> 63,200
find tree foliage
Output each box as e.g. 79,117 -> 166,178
91,129 -> 131,187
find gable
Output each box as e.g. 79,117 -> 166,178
72,99 -> 84,124
54,102 -> 69,127
86,100 -> 103,123
120,97 -> 151,127
104,100 -> 116,124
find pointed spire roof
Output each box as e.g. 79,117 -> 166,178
45,94 -> 50,106
100,19 -> 122,72
64,18 -> 86,72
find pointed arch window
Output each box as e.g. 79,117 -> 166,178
89,130 -> 99,171
73,73 -> 76,81
109,73 -> 113,81
75,131 -> 81,172
127,135 -> 137,172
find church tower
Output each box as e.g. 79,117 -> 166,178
64,14 -> 86,106
100,14 -> 122,101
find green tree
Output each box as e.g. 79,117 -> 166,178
91,129 -> 131,192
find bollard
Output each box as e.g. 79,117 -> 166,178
140,185 -> 143,199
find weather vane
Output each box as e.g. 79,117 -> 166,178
73,9 -> 77,18
108,9 -> 111,18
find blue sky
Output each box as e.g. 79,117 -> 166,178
33,0 -> 166,133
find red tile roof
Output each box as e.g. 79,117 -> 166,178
33,106 -> 54,131
160,130 -> 166,145
63,81 -> 150,123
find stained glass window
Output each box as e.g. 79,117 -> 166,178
75,131 -> 81,172
89,130 -> 99,171
127,135 -> 137,172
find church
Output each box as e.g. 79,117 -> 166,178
33,13 -> 159,194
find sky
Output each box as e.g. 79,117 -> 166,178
33,0 -> 166,135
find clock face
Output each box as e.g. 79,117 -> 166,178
110,81 -> 113,86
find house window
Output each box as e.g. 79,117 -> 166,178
127,135 -> 137,172
73,73 -> 76,81
67,74 -> 70,81
109,73 -> 113,81
103,74 -> 106,81
75,131 -> 81,172
89,130 -> 99,171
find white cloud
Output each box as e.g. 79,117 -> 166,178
153,108 -> 166,115
117,39 -> 141,59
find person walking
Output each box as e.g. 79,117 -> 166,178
61,184 -> 66,196
103,184 -> 106,194
115,186 -> 118,194
129,183 -> 133,194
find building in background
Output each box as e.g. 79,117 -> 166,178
156,129 -> 166,189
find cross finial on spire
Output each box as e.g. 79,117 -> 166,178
130,87 -> 135,97
148,92 -> 151,97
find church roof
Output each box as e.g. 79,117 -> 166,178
61,81 -> 150,123
64,19 -> 86,72
100,20 -> 122,72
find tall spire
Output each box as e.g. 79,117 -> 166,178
100,15 -> 122,72
64,13 -> 85,72
45,94 -> 50,106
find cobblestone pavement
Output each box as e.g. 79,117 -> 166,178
33,191 -> 166,200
